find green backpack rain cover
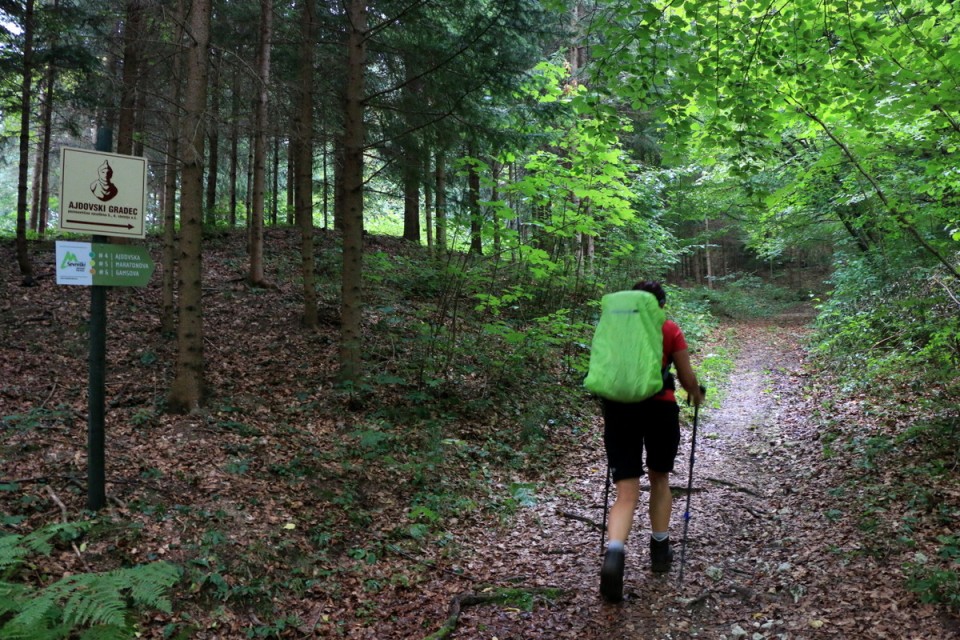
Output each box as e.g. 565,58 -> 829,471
584,290 -> 666,403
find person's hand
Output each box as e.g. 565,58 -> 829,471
689,385 -> 706,407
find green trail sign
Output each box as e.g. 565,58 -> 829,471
56,241 -> 155,287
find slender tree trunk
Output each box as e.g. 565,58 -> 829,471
424,166 -> 433,249
271,136 -> 280,226
286,139 -> 294,225
228,62 -> 240,227
248,0 -> 272,286
160,0 -> 185,335
435,151 -> 446,251
246,137 -> 254,232
117,0 -> 144,156
339,0 -> 367,383
15,0 -> 36,287
30,140 -> 42,232
704,216 -> 713,289
491,161 -> 501,256
402,151 -> 420,242
133,79 -> 146,156
401,57 -> 421,243
168,0 -> 212,413
37,61 -> 55,238
205,51 -> 221,226
295,0 -> 317,328
333,138 -> 345,231
161,140 -> 179,334
468,144 -> 482,255
322,134 -> 329,229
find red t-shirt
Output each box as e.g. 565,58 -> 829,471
655,320 -> 687,403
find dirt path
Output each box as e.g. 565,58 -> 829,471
442,312 -> 955,639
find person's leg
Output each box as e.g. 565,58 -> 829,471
647,470 -> 671,533
643,401 -> 681,573
607,478 -> 641,544
600,399 -> 644,602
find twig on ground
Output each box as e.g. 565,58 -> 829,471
556,509 -> 603,531
684,590 -> 714,608
422,588 -> 561,640
44,485 -> 68,522
743,505 -> 766,519
704,476 -> 762,497
38,382 -> 57,410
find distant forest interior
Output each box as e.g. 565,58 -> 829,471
1,1 -> 957,638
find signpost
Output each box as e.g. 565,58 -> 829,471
57,134 -> 150,510
56,242 -> 155,287
59,147 -> 148,239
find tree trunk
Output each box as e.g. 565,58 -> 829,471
468,145 -> 482,255
228,62 -> 240,227
704,216 -> 713,289
248,0 -> 272,286
339,0 -> 367,383
271,135 -> 280,226
160,0 -> 185,335
286,139 -> 294,225
15,0 -> 36,287
37,61 -> 56,238
435,151 -> 446,251
295,0 -> 317,329
205,51 -> 221,226
168,0 -> 212,413
491,161 -> 501,256
30,136 -> 42,232
402,150 -> 420,242
117,0 -> 145,156
333,137 -> 345,231
424,163 -> 433,249
322,134 -> 329,228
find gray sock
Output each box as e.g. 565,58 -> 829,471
651,531 -> 669,542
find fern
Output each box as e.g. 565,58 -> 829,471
0,522 -> 180,639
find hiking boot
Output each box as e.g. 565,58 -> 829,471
650,536 -> 673,573
599,548 -> 625,603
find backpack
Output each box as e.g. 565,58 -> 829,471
584,290 -> 666,403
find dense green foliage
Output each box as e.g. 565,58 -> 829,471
0,522 -> 179,638
814,253 -> 960,387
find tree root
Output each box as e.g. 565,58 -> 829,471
556,509 -> 603,530
422,587 -> 562,640
704,476 -> 762,497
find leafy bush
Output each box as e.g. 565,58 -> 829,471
813,252 -> 960,385
694,273 -> 802,319
0,521 -> 179,638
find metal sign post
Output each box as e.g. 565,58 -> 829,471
57,129 -> 151,511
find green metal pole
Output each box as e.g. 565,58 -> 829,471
87,126 -> 111,511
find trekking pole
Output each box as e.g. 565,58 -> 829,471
600,465 -> 611,555
679,385 -> 706,584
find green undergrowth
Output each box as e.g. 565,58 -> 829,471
806,250 -> 959,612
811,381 -> 960,613
0,521 -> 179,638
693,273 -> 808,320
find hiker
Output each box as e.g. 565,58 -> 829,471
598,280 -> 704,602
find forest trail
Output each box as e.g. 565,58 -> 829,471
438,310 -> 956,640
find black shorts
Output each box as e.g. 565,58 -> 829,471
602,398 -> 681,482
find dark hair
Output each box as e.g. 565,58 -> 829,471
632,280 -> 666,307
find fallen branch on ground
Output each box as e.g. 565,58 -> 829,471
557,509 -> 603,530
704,477 -> 762,497
422,587 -> 562,640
